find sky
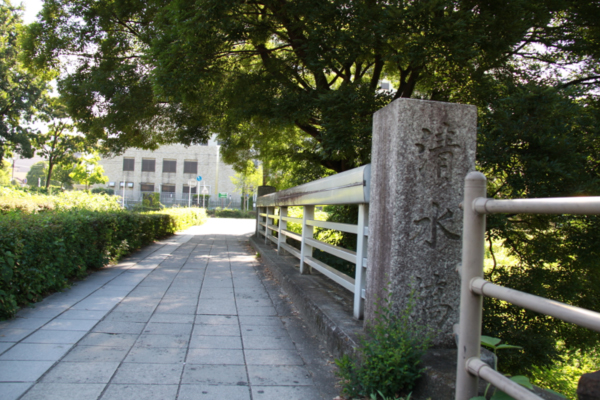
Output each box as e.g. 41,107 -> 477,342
21,0 -> 44,24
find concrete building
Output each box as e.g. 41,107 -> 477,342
98,137 -> 240,207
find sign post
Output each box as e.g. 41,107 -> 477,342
201,185 -> 209,208
196,176 -> 202,206
218,192 -> 227,208
187,179 -> 196,207
120,181 -> 125,208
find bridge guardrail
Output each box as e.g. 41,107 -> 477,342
256,164 -> 371,319
456,171 -> 600,399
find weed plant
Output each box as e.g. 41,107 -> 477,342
336,291 -> 432,399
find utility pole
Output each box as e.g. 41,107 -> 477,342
215,145 -> 220,200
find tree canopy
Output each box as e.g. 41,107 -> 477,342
0,0 -> 53,163
69,153 -> 108,190
26,0 -> 599,173
33,99 -> 87,189
25,161 -> 47,187
0,160 -> 11,185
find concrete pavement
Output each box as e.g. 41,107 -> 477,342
0,219 -> 338,400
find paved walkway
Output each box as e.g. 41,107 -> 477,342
0,219 -> 336,400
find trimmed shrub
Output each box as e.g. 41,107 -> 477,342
0,207 -> 207,319
0,187 -> 121,214
91,187 -> 115,195
209,208 -> 255,219
142,192 -> 163,210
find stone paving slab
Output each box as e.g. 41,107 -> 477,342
0,219 -> 338,399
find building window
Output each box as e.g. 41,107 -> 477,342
142,159 -> 155,172
183,185 -> 197,194
163,160 -> 177,173
123,158 -> 134,171
183,161 -> 197,174
140,183 -> 155,192
162,184 -> 176,193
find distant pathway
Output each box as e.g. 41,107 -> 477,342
0,218 -> 337,400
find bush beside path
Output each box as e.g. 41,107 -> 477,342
0,187 -> 207,319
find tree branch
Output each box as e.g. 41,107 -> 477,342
558,76 -> 600,89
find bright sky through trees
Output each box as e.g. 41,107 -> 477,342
20,0 -> 43,24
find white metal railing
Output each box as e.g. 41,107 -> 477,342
256,164 -> 371,319
456,171 -> 600,399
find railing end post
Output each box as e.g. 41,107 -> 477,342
465,171 -> 487,185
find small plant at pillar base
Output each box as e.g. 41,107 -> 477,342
335,291 -> 432,399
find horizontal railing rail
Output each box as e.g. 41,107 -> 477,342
256,164 -> 371,319
456,171 -> 600,400
258,164 -> 371,207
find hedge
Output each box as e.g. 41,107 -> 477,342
0,187 -> 122,214
0,208 -> 207,319
209,208 -> 256,219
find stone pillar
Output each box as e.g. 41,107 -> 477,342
366,98 -> 477,347
578,370 -> 600,400
256,186 -> 276,238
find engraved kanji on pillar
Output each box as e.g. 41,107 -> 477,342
416,123 -> 461,184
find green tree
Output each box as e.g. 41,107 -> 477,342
26,161 -> 47,187
69,153 -> 108,190
26,0 -> 599,173
230,160 -> 262,210
50,163 -> 74,189
0,0 -> 52,163
472,81 -> 600,373
34,99 -> 86,189
0,159 -> 11,185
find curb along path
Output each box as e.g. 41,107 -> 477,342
0,218 -> 337,400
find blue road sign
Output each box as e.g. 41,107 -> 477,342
196,176 -> 202,181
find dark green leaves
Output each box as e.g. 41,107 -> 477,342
0,1 -> 53,162
0,206 -> 207,320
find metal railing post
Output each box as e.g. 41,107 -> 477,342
456,171 -> 487,400
259,207 -> 267,236
255,206 -> 260,238
300,205 -> 315,274
265,206 -> 272,244
278,206 -> 288,254
353,203 -> 369,319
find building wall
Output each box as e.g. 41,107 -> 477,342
98,140 -> 239,204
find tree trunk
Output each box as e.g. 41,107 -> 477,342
45,162 -> 54,189
263,164 -> 269,186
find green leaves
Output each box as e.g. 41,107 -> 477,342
335,290 -> 432,399
0,205 -> 207,320
0,0 -> 53,162
27,0 -> 596,175
481,335 -> 502,348
0,250 -> 14,283
68,153 -> 108,190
